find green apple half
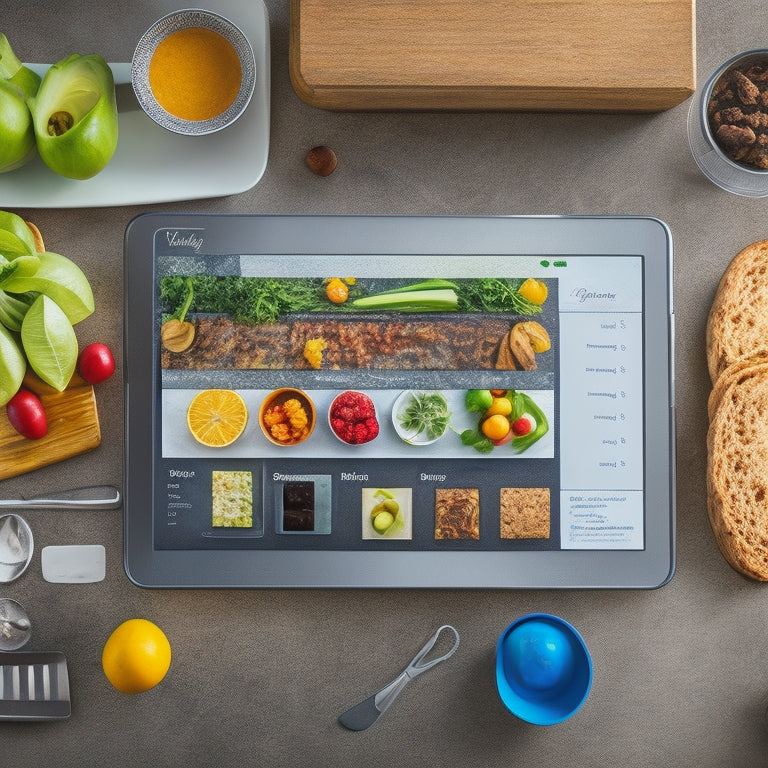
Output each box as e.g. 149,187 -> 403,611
29,53 -> 118,180
0,33 -> 41,100
0,79 -> 35,173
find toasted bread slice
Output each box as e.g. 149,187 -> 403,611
706,239 -> 768,384
707,361 -> 768,580
707,354 -> 768,421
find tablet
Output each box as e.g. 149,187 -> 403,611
123,214 -> 675,588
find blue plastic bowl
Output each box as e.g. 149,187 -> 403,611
495,613 -> 592,725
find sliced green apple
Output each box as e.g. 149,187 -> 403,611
0,321 -> 25,406
3,250 -> 94,324
0,289 -> 34,332
0,210 -> 37,256
29,53 -> 118,180
21,294 -> 77,391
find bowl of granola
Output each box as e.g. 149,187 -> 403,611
688,49 -> 768,196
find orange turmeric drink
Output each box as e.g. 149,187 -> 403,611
148,27 -> 241,121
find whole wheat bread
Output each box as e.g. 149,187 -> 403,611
706,239 -> 768,384
707,361 -> 768,580
707,354 -> 768,421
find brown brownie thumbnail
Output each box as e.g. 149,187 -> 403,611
500,488 -> 550,539
435,488 -> 480,539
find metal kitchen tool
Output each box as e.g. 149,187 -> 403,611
0,652 -> 71,720
0,514 -> 33,583
0,599 -> 31,651
0,485 -> 121,510
339,624 -> 460,731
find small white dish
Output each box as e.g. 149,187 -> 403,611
132,8 -> 256,136
391,390 -> 449,446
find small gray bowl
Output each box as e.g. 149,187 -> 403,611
688,49 -> 768,197
132,8 -> 256,136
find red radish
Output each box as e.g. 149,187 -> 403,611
512,417 -> 532,436
78,343 -> 115,384
6,389 -> 48,439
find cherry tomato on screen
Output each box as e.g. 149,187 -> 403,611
6,389 -> 48,439
78,343 -> 115,384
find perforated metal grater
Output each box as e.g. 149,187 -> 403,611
0,652 -> 70,720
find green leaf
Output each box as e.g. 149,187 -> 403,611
21,294 -> 77,391
460,428 -> 494,453
0,320 -> 25,405
510,392 -> 550,454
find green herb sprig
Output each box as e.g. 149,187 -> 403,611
457,278 -> 542,315
399,391 -> 451,440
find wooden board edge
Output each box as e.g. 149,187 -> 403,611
286,84 -> 697,113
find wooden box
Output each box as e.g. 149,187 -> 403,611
289,0 -> 696,112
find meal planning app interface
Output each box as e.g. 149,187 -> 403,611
153,246 -> 644,554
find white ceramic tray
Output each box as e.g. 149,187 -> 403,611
0,0 -> 270,208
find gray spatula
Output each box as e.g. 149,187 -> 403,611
339,624 -> 460,731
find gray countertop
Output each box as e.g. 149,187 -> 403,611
2,1 -> 768,765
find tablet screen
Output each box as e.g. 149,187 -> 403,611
124,215 -> 674,587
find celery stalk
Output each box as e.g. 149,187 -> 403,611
352,288 -> 458,312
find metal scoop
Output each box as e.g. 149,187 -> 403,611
0,599 -> 31,651
0,514 -> 33,583
339,624 -> 460,731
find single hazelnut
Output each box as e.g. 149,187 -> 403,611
306,146 -> 338,176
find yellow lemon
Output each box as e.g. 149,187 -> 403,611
518,278 -> 548,305
102,619 -> 172,694
187,389 -> 248,447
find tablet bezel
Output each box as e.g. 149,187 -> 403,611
123,214 -> 675,588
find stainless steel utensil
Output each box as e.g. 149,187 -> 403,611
0,651 -> 70,720
0,514 -> 33,583
0,485 -> 121,510
339,624 -> 460,731
0,599 -> 31,651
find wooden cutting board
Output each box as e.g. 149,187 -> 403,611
290,0 -> 696,111
0,371 -> 101,480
